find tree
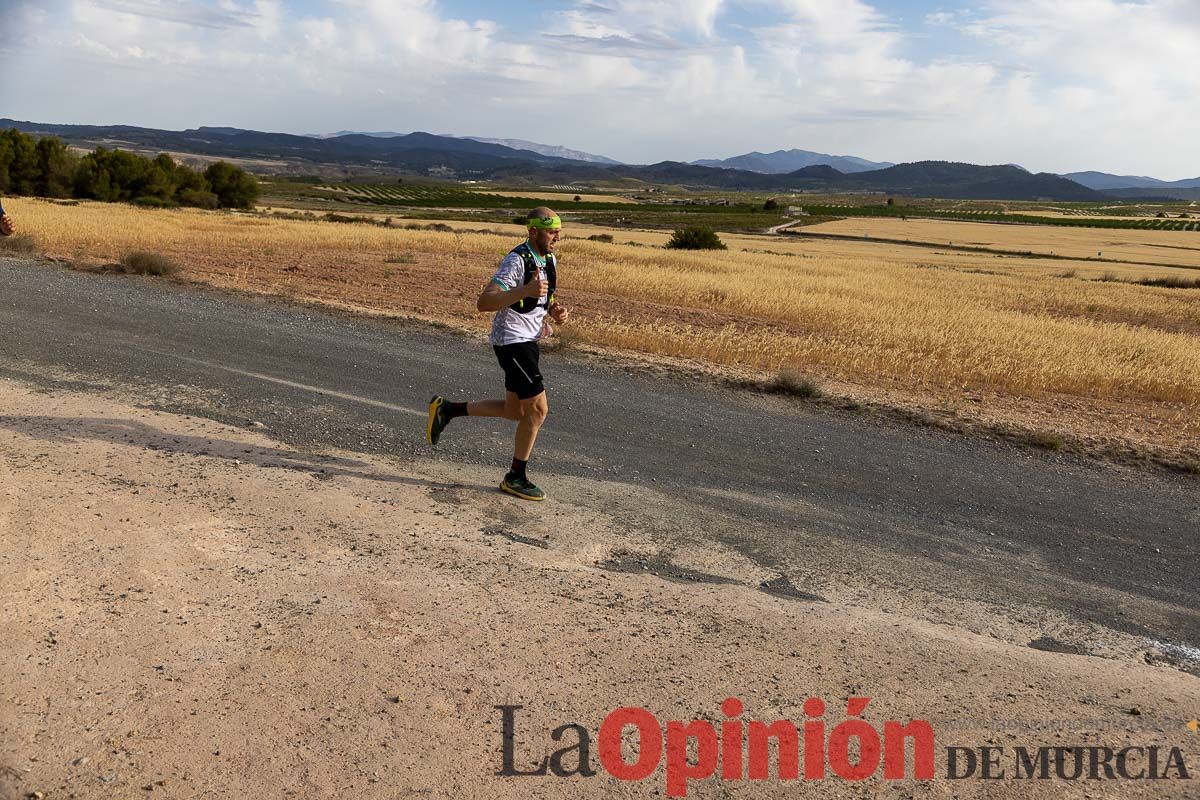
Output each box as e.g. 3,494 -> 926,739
204,161 -> 260,209
73,150 -> 121,201
35,137 -> 77,197
763,198 -> 778,210
886,197 -> 895,206
574,195 -> 581,202
2,130 -> 40,195
666,225 -> 727,250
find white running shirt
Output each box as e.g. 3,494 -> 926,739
488,245 -> 552,346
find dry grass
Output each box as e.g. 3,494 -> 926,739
9,196 -> 1200,450
119,250 -> 178,276
767,370 -> 822,398
0,233 -> 39,255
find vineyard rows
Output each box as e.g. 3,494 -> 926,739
315,184 -> 644,211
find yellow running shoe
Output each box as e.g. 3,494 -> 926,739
426,395 -> 448,446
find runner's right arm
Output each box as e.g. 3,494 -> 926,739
477,278 -> 547,312
476,253 -> 547,312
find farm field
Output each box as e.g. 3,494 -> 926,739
1022,209 -> 1194,221
797,203 -> 1200,231
272,181 -> 790,230
468,189 -> 640,204
8,196 -> 1200,466
254,209 -> 1200,283
313,183 -> 648,211
801,217 -> 1200,268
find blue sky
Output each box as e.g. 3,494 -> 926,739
1,0 -> 1197,178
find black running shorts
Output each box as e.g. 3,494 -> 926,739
493,341 -> 545,400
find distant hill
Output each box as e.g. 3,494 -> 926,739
0,119 -> 588,172
831,162 -> 1105,201
0,119 -> 1110,200
1063,171 -> 1200,191
460,137 -> 621,165
489,160 -> 1104,200
693,148 -> 893,174
308,130 -> 621,165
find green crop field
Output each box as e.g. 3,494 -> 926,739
262,181 -> 790,230
315,183 -> 647,211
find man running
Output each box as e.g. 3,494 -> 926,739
426,207 -> 569,501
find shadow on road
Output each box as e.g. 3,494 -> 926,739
0,415 -> 490,496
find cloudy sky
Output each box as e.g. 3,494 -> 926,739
1,0 -> 1196,178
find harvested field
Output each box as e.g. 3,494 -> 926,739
9,197 -> 1200,460
803,217 -> 1200,268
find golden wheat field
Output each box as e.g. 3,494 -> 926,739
803,216 -> 1200,268
8,197 -> 1200,453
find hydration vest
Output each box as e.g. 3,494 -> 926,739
508,241 -> 557,314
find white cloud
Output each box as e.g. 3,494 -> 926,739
1,0 -> 1197,177
566,0 -> 726,38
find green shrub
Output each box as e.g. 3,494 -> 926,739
587,233 -> 614,243
666,225 -> 727,250
132,196 -> 176,208
179,189 -> 219,209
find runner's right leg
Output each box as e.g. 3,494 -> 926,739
466,394 -> 522,421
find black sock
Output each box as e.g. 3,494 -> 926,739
445,401 -> 468,419
510,457 -> 527,479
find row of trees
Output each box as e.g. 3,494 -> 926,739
0,128 -> 259,209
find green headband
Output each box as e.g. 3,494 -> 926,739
527,215 -> 562,230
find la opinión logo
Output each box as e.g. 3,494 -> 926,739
497,697 -> 934,797
495,699 -> 1194,796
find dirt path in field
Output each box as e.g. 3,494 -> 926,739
2,379 -> 1198,799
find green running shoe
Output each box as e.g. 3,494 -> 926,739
426,395 -> 449,446
500,472 -> 546,501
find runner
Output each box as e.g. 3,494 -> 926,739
426,207 -> 569,501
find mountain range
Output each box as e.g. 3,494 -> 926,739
1,118 -> 1183,202
692,148 -> 893,174
1063,171 -> 1200,190
311,130 -> 621,164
